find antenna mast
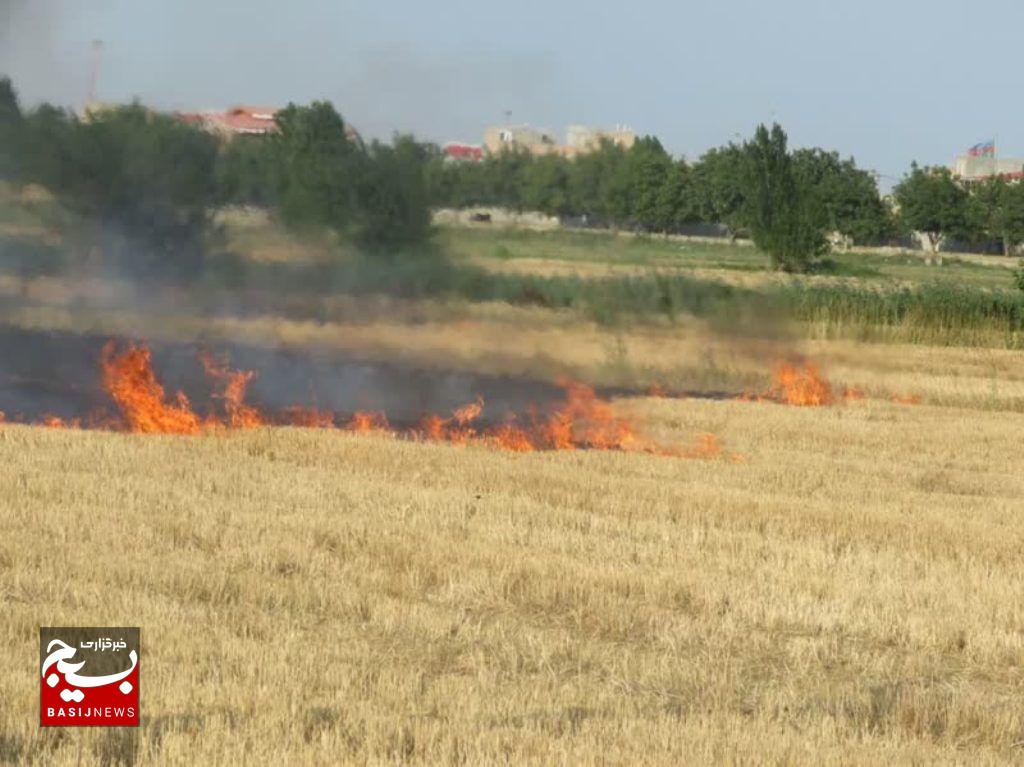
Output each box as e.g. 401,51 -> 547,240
87,39 -> 104,106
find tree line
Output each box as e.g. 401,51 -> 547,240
2,74 -> 1023,279
427,129 -> 1024,266
894,164 -> 1024,257
0,78 -> 431,279
427,131 -> 894,248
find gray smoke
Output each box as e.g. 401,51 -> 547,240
0,1 -> 579,144
0,325 -> 582,425
0,0 -> 92,108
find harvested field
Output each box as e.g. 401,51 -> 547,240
3,208 -> 1024,764
2,390 -> 1024,764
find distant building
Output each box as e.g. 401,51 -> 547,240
952,154 -> 1024,182
79,101 -> 121,121
564,125 -> 636,155
483,124 -> 560,155
173,106 -> 276,136
207,105 -> 280,136
483,123 -> 636,157
175,106 -> 361,142
442,142 -> 484,162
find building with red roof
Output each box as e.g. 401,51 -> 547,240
175,106 -> 361,142
442,142 -> 484,162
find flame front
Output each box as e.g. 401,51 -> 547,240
199,353 -> 265,429
417,381 -> 639,453
281,406 -> 336,428
11,340 -> 732,461
100,342 -> 205,434
419,396 -> 484,445
738,361 -> 916,407
768,363 -> 833,406
346,411 -> 389,433
422,380 -> 727,459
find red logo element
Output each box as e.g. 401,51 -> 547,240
40,627 -> 140,727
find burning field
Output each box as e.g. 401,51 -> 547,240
0,326 -> 923,462
2,320 -> 1023,765
3,93 -> 1024,762
1,332 -> 732,459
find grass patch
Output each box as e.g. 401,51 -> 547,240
446,226 -> 1019,289
783,282 -> 1024,347
4,193 -> 1024,348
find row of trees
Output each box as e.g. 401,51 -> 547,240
219,102 -> 431,251
3,72 -> 1023,277
1,78 -> 221,275
426,129 -> 1024,268
894,165 -> 1024,256
425,134 -> 895,248
0,77 -> 432,279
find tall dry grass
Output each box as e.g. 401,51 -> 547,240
3,206 -> 1024,763
2,393 -> 1024,764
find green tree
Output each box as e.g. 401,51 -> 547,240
791,149 -> 894,245
974,176 -> 1024,257
652,161 -> 696,233
743,123 -> 828,272
18,103 -> 75,191
0,76 -> 19,123
893,164 -> 975,253
0,76 -> 23,181
566,140 -> 628,224
217,135 -> 275,206
423,150 -> 459,208
480,149 -> 532,210
354,135 -> 433,252
520,153 -> 571,216
269,101 -> 361,230
602,141 -> 644,225
688,144 -> 749,238
624,136 -> 678,231
423,151 -> 492,209
22,103 -> 220,277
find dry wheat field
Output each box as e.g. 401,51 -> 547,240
2,310 -> 1024,764
2,205 -> 1024,764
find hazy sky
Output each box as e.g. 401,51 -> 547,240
2,0 -> 1021,182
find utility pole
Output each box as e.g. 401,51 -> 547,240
87,39 -> 104,107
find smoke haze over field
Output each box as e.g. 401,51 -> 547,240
2,0 -> 1023,183
0,326 -> 581,426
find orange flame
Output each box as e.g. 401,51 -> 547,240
100,342 -> 204,434
23,341 -> 733,460
550,379 -> 636,450
842,386 -> 866,403
483,381 -> 738,459
407,381 -> 729,459
768,362 -> 833,406
346,410 -> 389,433
39,414 -> 81,429
487,421 -> 537,452
537,408 -> 574,450
740,362 -> 868,407
283,406 -> 337,428
419,396 -> 483,445
199,353 -> 265,428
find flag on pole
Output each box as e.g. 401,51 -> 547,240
968,140 -> 996,158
